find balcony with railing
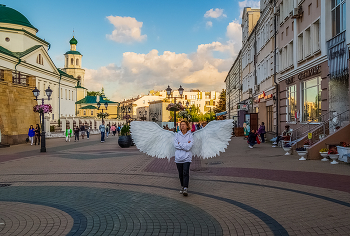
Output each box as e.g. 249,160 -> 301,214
12,72 -> 29,86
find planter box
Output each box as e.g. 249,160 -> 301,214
336,146 -> 350,163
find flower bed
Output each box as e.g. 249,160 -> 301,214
33,104 -> 52,113
166,102 -> 185,111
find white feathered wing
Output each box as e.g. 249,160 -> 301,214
130,121 -> 175,159
192,119 -> 233,159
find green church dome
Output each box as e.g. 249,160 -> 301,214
70,36 -> 78,45
0,4 -> 38,32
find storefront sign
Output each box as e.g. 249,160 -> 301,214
308,133 -> 312,139
255,92 -> 273,103
237,104 -> 248,110
298,65 -> 321,80
285,76 -> 294,85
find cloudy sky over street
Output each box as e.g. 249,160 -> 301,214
4,0 -> 260,101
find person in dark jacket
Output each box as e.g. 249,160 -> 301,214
248,129 -> 257,148
74,126 -> 80,142
34,124 -> 40,145
257,122 -> 266,143
28,125 -> 35,146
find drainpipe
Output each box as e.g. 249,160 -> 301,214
274,0 -> 279,136
15,58 -> 22,71
58,74 -> 61,127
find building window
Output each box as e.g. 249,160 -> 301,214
288,85 -> 297,122
66,58 -> 68,67
302,77 -> 322,122
61,88 -> 63,99
72,91 -> 74,101
65,89 -> 67,100
36,54 -> 43,65
312,20 -> 321,53
298,33 -> 304,61
84,110 -> 86,116
71,58 -> 74,65
304,28 -> 311,57
69,90 -> 71,100
288,41 -> 293,67
76,59 -> 79,66
331,0 -> 346,37
308,4 -> 312,15
91,110 -> 93,115
52,114 -> 54,120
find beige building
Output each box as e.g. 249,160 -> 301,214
148,100 -> 170,122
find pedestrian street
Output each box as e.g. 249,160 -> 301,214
0,134 -> 350,236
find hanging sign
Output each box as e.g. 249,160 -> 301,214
308,133 -> 312,139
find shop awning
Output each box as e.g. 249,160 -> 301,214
215,111 -> 227,117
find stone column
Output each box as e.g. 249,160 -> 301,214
3,70 -> 12,83
61,117 -> 66,131
45,116 -> 51,135
67,118 -> 74,130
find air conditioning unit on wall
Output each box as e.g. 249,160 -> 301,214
292,6 -> 303,19
248,88 -> 253,94
254,85 -> 260,91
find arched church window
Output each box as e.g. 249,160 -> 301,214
66,58 -> 68,67
71,58 -> 74,65
36,54 -> 43,65
76,59 -> 79,66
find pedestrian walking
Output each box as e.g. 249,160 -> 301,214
80,124 -> 85,139
74,126 -> 80,142
106,124 -> 110,138
111,124 -> 116,136
174,120 -> 193,196
99,122 -> 106,143
65,126 -> 72,142
34,124 -> 40,145
86,126 -> 90,139
257,122 -> 266,143
28,125 -> 35,145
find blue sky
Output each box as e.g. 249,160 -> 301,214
3,0 -> 260,100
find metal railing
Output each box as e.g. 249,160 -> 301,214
308,110 -> 350,145
291,110 -> 335,142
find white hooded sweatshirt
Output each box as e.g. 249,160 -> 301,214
174,130 -> 194,163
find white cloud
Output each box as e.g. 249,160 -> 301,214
226,20 -> 242,48
206,21 -> 213,28
106,16 -> 147,43
204,8 -> 227,18
238,0 -> 260,18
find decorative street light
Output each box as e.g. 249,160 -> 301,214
32,86 -> 53,152
97,101 -> 108,123
121,104 -> 132,123
165,85 -> 184,132
139,110 -> 147,121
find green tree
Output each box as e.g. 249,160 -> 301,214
214,89 -> 226,113
87,91 -> 102,97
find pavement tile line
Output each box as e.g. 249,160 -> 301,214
0,186 -> 223,236
3,181 -> 290,236
2,172 -> 350,207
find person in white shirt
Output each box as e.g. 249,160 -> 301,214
174,120 -> 193,196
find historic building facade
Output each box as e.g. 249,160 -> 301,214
0,4 -> 77,144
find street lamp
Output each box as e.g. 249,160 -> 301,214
165,85 -> 184,132
139,110 -> 147,121
97,101 -> 108,123
32,86 -> 53,152
121,104 -> 132,123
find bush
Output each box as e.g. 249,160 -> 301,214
50,125 -> 55,132
120,124 -> 130,136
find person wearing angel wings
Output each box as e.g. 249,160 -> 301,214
130,119 -> 233,196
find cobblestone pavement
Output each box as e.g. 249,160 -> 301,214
0,134 -> 350,236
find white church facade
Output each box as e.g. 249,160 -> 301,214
0,4 -> 84,122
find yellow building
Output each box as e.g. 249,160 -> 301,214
76,89 -> 119,119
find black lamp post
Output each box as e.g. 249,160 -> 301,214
121,105 -> 132,123
32,86 -> 53,152
97,101 -> 108,123
139,110 -> 147,121
166,85 -> 184,132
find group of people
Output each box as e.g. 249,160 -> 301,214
247,122 -> 266,149
27,124 -> 41,145
65,124 -> 90,142
98,122 -> 123,142
163,122 -> 207,133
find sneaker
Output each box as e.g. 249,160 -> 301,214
272,142 -> 277,145
183,188 -> 188,196
179,187 -> 184,194
249,145 -> 253,148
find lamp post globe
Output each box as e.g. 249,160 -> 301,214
178,85 -> 184,98
104,102 -> 108,109
97,102 -> 101,109
32,87 -> 40,98
166,85 -> 172,97
45,86 -> 53,98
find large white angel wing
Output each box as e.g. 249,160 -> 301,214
192,119 -> 233,159
130,121 -> 175,159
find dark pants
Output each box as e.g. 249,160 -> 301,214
176,162 -> 191,188
260,134 -> 265,143
276,136 -> 283,144
101,132 -> 105,142
75,133 -> 79,141
248,141 -> 256,146
87,131 -> 90,139
35,134 -> 40,145
113,131 -> 116,136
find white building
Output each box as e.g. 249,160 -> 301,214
0,4 -> 78,121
